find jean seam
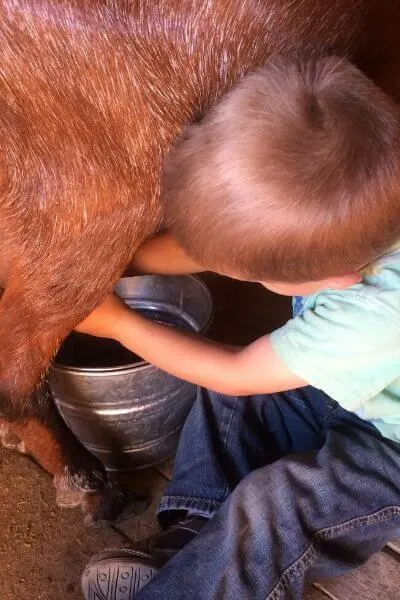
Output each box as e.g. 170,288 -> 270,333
285,390 -> 339,428
266,505 -> 400,600
323,402 -> 341,428
218,394 -> 240,503
285,391 -> 307,406
221,395 -> 239,452
161,494 -> 221,505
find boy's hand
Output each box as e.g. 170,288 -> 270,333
75,294 -> 129,339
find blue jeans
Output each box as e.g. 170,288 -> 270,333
137,387 -> 400,600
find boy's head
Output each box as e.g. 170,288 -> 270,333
162,56 -> 400,294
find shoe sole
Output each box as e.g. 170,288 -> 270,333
82,550 -> 161,600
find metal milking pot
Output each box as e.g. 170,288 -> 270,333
49,275 -> 213,471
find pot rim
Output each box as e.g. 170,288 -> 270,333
52,274 -> 213,376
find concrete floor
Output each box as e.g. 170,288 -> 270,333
0,275 -> 399,599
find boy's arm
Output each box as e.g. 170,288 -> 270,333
75,295 -> 306,395
126,231 -> 205,275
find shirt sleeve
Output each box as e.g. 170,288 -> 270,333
270,290 -> 400,413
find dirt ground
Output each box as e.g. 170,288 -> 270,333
0,275 -> 399,599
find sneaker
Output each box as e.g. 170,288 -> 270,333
81,516 -> 207,600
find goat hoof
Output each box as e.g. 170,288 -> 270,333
54,473 -> 138,523
82,480 -> 148,525
81,480 -> 134,525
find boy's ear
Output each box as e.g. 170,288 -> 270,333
326,272 -> 362,289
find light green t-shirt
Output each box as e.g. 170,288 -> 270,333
270,248 -> 400,443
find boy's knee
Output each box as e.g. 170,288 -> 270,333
230,459 -> 311,513
230,466 -> 272,510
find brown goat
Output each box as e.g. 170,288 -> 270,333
1,0 -> 400,519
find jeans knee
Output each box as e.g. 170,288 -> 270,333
231,466 -> 270,508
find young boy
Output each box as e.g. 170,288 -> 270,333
80,56 -> 400,600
